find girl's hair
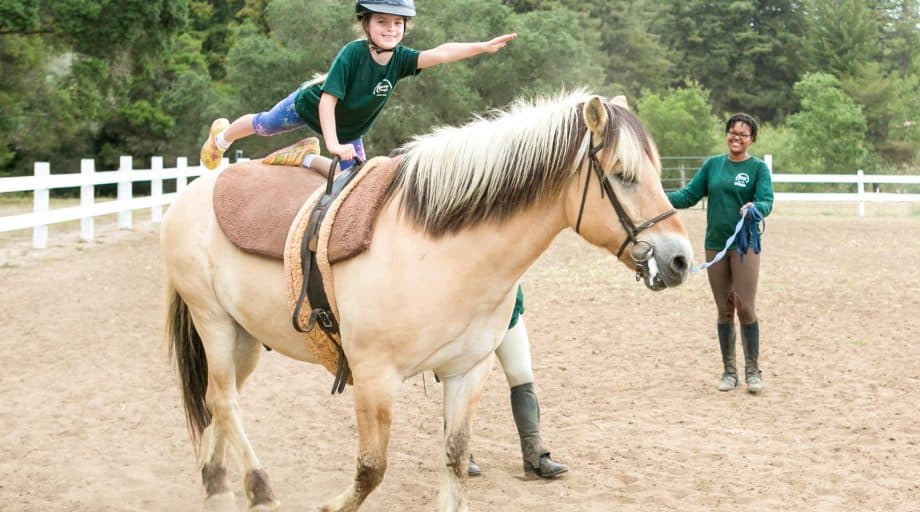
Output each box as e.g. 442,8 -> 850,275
725,112 -> 758,141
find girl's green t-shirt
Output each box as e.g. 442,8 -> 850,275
295,39 -> 421,141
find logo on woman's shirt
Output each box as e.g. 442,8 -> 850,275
734,173 -> 750,188
373,79 -> 393,97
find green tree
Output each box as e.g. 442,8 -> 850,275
787,72 -> 874,171
804,0 -> 881,78
654,0 -> 808,122
636,83 -> 720,158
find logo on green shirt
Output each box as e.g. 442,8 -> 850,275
734,173 -> 750,188
373,79 -> 393,97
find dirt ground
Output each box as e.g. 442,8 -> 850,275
1,203 -> 918,512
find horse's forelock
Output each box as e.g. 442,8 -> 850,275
608,105 -> 658,183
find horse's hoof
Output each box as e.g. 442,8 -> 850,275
249,499 -> 281,512
204,491 -> 236,511
523,454 -> 569,479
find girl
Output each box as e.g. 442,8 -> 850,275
200,0 -> 516,172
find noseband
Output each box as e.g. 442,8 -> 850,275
574,131 -> 677,266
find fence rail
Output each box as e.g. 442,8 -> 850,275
1,155 -> 918,249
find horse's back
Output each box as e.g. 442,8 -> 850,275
161,170 -> 318,363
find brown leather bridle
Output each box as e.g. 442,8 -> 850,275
574,130 -> 677,265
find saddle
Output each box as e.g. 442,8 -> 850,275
212,142 -> 399,391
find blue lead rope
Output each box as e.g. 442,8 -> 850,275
693,205 -> 765,272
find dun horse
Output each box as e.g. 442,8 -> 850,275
161,90 -> 693,511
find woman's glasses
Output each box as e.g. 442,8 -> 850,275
727,131 -> 751,140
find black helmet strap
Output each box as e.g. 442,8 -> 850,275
367,41 -> 394,54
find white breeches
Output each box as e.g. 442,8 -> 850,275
495,318 -> 534,387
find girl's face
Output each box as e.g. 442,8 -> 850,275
366,13 -> 405,49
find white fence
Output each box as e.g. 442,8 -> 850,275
1,155 -> 919,249
0,156 -> 226,249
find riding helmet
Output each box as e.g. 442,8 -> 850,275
355,0 -> 416,19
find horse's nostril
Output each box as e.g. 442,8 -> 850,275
671,255 -> 688,273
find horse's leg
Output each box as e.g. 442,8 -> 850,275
199,421 -> 232,506
193,311 -> 280,511
321,370 -> 401,512
439,355 -> 495,512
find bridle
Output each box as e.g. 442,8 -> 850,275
574,124 -> 677,270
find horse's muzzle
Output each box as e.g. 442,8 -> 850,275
634,238 -> 692,291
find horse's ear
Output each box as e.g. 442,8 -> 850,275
583,96 -> 607,140
612,95 -> 630,110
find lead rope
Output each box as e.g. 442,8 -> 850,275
693,206 -> 765,272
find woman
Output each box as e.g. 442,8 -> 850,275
667,113 -> 774,393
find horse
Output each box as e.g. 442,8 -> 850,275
161,90 -> 694,511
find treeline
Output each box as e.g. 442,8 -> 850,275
1,0 -> 918,177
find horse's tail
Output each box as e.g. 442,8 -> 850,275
165,283 -> 211,449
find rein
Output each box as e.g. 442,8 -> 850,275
574,129 -> 677,261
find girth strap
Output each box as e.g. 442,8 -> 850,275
291,157 -> 363,394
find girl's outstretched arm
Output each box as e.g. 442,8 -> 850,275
417,33 -> 517,69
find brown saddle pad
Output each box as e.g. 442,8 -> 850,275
214,141 -> 399,262
283,156 -> 399,381
213,161 -> 327,259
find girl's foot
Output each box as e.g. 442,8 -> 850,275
262,137 -> 321,167
200,118 -> 229,170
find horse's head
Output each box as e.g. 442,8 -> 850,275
565,95 -> 693,290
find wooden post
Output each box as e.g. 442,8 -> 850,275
857,169 -> 865,217
80,159 -> 95,242
32,162 -> 50,249
118,156 -> 133,229
151,156 -> 164,223
177,157 -> 188,193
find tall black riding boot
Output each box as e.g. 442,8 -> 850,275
741,321 -> 763,394
511,383 -> 568,478
717,322 -> 738,391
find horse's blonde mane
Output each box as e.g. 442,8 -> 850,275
386,89 -> 657,236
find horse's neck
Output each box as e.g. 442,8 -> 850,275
450,197 -> 567,281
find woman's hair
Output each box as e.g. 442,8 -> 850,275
725,112 -> 758,142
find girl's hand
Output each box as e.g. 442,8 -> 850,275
328,143 -> 356,161
740,202 -> 754,215
482,33 -> 517,53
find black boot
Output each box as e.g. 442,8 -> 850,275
741,321 -> 763,394
467,454 -> 482,477
717,322 -> 738,391
511,383 -> 568,478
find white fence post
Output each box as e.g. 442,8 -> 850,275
118,156 -> 133,229
151,156 -> 164,223
764,154 -> 773,174
32,162 -> 50,249
177,157 -> 188,193
80,159 -> 95,242
857,169 -> 865,217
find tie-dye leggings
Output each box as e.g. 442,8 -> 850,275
252,89 -> 366,169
